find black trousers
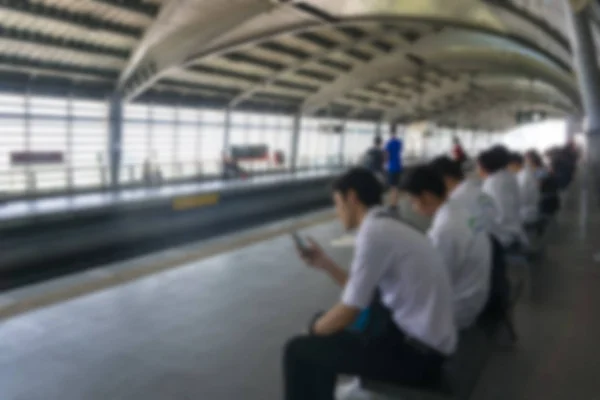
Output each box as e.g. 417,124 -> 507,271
284,327 -> 445,400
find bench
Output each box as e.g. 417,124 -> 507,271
360,324 -> 494,400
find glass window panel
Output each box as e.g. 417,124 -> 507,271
199,123 -> 224,175
30,97 -> 68,117
73,169 -> 105,188
125,104 -> 149,119
229,127 -> 246,145
0,170 -> 26,193
152,124 -> 175,165
201,110 -> 225,123
34,169 -> 68,190
72,99 -> 106,118
178,108 -> 199,122
151,105 -> 175,121
248,114 -> 263,125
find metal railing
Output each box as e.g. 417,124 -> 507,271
0,157 -> 351,200
0,143 -> 499,200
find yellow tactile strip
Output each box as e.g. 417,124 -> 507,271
0,210 -> 336,320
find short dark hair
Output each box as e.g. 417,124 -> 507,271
490,145 -> 511,167
429,156 -> 464,181
478,145 -> 510,173
509,152 -> 524,165
374,136 -> 382,146
332,168 -> 383,207
401,165 -> 447,198
525,149 -> 544,168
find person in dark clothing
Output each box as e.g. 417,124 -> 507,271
363,136 -> 385,180
452,137 -> 467,166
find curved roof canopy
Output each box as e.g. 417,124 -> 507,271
0,0 -> 584,130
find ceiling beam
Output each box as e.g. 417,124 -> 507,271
118,0 -> 314,101
0,54 -> 119,79
0,0 -> 142,38
301,29 -> 579,115
0,26 -> 130,58
92,0 -> 160,17
227,25 -> 402,108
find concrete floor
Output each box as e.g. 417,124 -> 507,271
1,192 -> 600,400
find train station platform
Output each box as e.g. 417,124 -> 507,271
0,187 -> 599,400
0,169 -> 341,289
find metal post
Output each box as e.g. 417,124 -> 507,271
66,94 -> 74,191
223,108 -> 232,154
375,120 -> 382,138
290,113 -> 301,172
339,120 -> 347,167
565,2 -> 600,209
567,5 -> 600,130
108,94 -> 123,188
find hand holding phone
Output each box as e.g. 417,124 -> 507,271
291,232 -> 310,255
292,233 -> 329,269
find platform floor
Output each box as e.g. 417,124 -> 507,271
1,192 -> 599,400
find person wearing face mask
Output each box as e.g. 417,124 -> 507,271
284,168 -> 457,400
402,165 -> 491,329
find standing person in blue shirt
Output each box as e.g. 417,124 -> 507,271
385,127 -> 404,209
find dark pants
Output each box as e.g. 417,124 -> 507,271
284,303 -> 445,400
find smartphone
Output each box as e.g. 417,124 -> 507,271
291,232 -> 310,255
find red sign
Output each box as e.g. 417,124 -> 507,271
11,151 -> 64,165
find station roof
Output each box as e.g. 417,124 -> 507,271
0,0 -> 586,130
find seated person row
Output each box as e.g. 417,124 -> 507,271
524,149 -> 562,218
402,165 -> 492,329
508,152 -> 540,226
476,145 -> 528,249
284,168 -> 457,400
428,156 -> 511,318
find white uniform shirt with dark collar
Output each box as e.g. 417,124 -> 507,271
427,202 -> 491,329
341,207 -> 457,355
481,170 -> 527,247
517,167 -> 540,223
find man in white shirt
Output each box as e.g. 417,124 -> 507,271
429,156 -> 512,320
477,146 -> 527,249
284,168 -> 457,400
402,165 -> 491,329
508,152 -> 540,225
429,156 -> 502,237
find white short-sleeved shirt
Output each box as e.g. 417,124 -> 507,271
517,167 -> 540,223
481,170 -> 527,247
427,202 -> 491,329
341,207 -> 457,355
450,179 -> 499,235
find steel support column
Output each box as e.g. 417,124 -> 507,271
567,6 -> 600,130
339,121 -> 347,167
375,120 -> 383,138
108,94 -> 123,188
566,3 -> 600,209
224,108 -> 232,155
290,113 -> 301,172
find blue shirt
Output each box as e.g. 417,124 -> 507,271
385,138 -> 403,173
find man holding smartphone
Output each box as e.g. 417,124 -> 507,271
284,168 -> 457,400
